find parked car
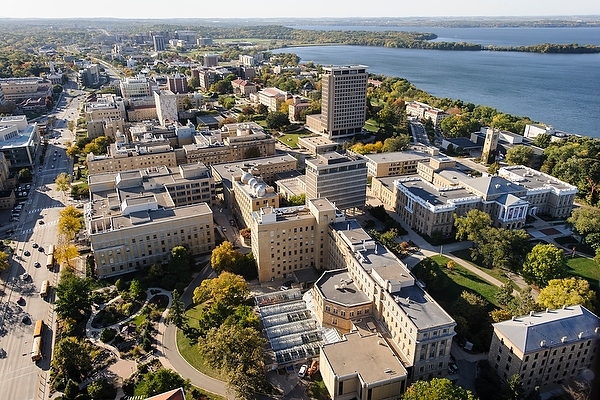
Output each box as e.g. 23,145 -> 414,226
298,364 -> 308,378
23,251 -> 31,256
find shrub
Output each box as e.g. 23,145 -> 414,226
100,328 -> 116,343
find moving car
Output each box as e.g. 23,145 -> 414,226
23,251 -> 31,256
32,243 -> 38,248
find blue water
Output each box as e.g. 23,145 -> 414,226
276,27 -> 600,137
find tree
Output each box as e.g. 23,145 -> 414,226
454,209 -> 492,244
168,245 -> 190,279
506,286 -> 539,317
478,228 -> 530,270
200,324 -> 268,399
452,291 -> 492,350
58,215 -> 82,240
52,336 -> 94,381
193,271 -> 248,307
287,193 -> 306,206
265,111 -> 289,130
54,270 -> 91,321
128,279 -> 143,302
86,378 -> 116,400
18,168 -> 32,182
167,289 -> 188,330
533,133 -> 552,148
139,368 -> 189,397
66,145 -> 80,159
382,135 -> 411,152
403,377 -> 477,400
568,206 -> 600,245
537,277 -> 596,311
0,251 -> 8,272
505,145 -> 535,166
54,243 -> 79,268
522,244 -> 568,287
507,374 -> 525,400
487,161 -> 500,175
495,283 -> 514,307
210,241 -> 245,274
412,257 -> 447,293
55,172 -> 72,196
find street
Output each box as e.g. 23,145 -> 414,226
0,89 -> 79,400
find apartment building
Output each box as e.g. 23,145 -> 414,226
87,141 -> 177,175
153,35 -> 166,52
250,198 -> 343,282
305,152 -> 367,214
154,90 -> 178,126
203,54 -> 219,67
87,165 -> 215,278
306,65 -> 368,139
489,306 -> 600,393
167,74 -> 188,94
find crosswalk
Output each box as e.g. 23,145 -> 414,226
19,220 -> 57,235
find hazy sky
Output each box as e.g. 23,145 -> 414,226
2,0 -> 599,19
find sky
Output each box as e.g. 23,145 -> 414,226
1,0 -> 599,19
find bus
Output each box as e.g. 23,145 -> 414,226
40,280 -> 49,298
33,319 -> 44,338
46,244 -> 55,270
31,337 -> 42,362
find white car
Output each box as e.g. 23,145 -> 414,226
298,364 -> 308,378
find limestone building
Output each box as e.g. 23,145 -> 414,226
489,306 -> 600,393
87,163 -> 215,278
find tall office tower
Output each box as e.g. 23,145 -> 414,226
153,35 -> 166,52
320,65 -> 368,138
305,152 -> 367,214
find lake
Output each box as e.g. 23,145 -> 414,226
275,27 -> 600,137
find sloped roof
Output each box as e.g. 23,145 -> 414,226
145,387 -> 186,400
493,305 -> 600,354
467,175 -> 524,198
495,193 -> 527,207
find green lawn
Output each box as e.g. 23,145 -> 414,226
429,255 -> 500,308
176,304 -> 226,381
277,132 -> 313,149
450,249 -> 513,286
567,256 -> 600,290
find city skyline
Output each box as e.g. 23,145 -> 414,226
1,0 -> 599,20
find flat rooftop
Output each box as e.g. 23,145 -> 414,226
393,285 -> 455,330
322,331 -> 407,384
499,166 -> 576,192
397,178 -> 476,205
363,151 -> 430,164
315,270 -> 371,307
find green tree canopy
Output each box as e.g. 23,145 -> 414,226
403,377 -> 477,400
138,368 -> 190,397
412,257 -> 447,293
522,244 -> 568,288
54,270 -> 91,322
505,145 -> 535,166
265,111 -> 289,130
454,209 -> 492,243
537,277 -> 596,311
0,251 -> 8,272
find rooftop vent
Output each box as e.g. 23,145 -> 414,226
561,336 -> 568,343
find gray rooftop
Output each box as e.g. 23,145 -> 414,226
315,270 -> 371,307
321,331 -> 407,384
493,305 -> 600,354
392,285 -> 456,330
363,151 -> 430,164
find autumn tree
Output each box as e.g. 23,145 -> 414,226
522,244 -> 568,288
54,242 -> 79,268
192,271 -> 248,307
55,172 -> 72,197
403,377 -> 477,400
537,277 -> 596,311
210,241 -> 254,276
0,251 -> 8,272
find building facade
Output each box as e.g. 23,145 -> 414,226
87,166 -> 215,278
305,152 -> 367,214
306,65 -> 368,139
489,306 -> 600,393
